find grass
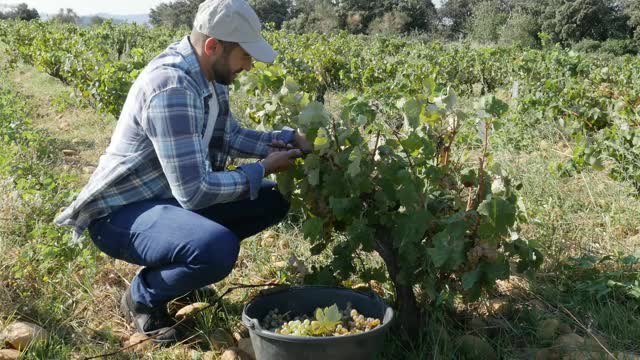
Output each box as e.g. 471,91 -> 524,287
0,50 -> 639,360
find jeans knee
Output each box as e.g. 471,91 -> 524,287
190,227 -> 240,282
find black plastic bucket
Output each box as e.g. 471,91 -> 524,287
241,286 -> 394,360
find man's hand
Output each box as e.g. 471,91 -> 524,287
267,139 -> 290,155
261,148 -> 303,176
293,129 -> 313,154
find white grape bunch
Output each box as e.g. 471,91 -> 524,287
261,303 -> 382,336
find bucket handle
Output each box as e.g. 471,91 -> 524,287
242,312 -> 261,332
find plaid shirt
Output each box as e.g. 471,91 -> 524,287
55,36 -> 295,242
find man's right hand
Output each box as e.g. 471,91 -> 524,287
261,148 -> 303,176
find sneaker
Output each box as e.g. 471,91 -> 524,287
120,286 -> 180,344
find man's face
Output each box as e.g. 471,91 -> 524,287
209,44 -> 253,85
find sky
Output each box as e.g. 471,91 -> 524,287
0,0 -> 168,15
0,0 -> 444,16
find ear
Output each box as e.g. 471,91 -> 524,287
203,37 -> 223,57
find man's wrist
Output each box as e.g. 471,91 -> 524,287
259,159 -> 270,177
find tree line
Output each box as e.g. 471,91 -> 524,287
150,0 -> 640,52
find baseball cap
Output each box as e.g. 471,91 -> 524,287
193,0 -> 277,63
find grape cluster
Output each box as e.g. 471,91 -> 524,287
341,308 -> 381,335
467,244 -> 498,264
261,303 -> 382,337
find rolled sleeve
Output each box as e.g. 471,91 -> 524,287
238,162 -> 265,200
275,126 -> 296,144
227,113 -> 298,159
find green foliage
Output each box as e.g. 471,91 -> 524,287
149,0 -> 200,28
367,10 -> 411,35
0,3 -> 39,21
310,304 -> 342,335
499,13 -> 541,48
541,0 -> 629,45
243,61 -> 540,312
467,1 -> 508,43
51,8 -> 79,24
4,19 -> 640,329
599,39 -> 639,56
248,0 -> 294,29
572,38 -> 603,53
563,252 -> 640,301
439,0 -> 480,39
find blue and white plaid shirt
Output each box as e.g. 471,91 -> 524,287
55,36 -> 295,242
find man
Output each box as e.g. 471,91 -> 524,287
54,0 -> 311,344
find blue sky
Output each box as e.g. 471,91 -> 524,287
0,0 -> 444,16
0,0 -> 168,15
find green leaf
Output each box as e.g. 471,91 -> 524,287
401,98 -> 422,129
299,101 -> 329,129
427,219 -> 468,270
347,150 -> 362,177
302,217 -> 324,242
480,95 -> 509,118
276,172 -> 295,196
308,169 -> 320,186
313,127 -> 330,151
311,304 -> 342,335
394,209 -> 432,266
462,268 -> 481,290
347,219 -> 375,251
329,197 -> 358,221
478,197 -> 516,236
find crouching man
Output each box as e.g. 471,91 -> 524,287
55,0 -> 311,344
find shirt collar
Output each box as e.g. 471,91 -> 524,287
177,36 -> 214,98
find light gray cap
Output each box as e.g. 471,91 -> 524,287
193,0 -> 277,63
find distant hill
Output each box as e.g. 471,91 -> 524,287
41,13 -> 150,26
94,13 -> 149,25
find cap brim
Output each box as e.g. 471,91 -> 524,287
240,37 -> 277,63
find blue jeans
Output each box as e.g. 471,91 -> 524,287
88,180 -> 289,308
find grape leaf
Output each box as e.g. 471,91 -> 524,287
311,304 -> 342,335
427,220 -> 467,270
298,101 -> 329,129
480,95 -> 509,118
302,217 -> 324,242
478,197 -> 516,236
400,98 -> 422,129
347,150 -> 362,177
314,127 -> 330,151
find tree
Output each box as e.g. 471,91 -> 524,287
439,0 -> 481,38
467,0 -> 508,43
395,0 -> 438,33
499,12 -> 541,48
367,9 -> 411,34
0,3 -> 39,21
89,16 -> 106,26
248,0 -> 294,29
623,0 -> 640,41
541,0 -> 629,44
7,3 -> 39,21
284,0 -> 343,34
149,0 -> 200,28
52,8 -> 79,24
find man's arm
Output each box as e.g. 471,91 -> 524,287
226,113 -> 296,159
142,87 -> 266,208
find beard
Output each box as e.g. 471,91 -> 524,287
210,55 -> 237,85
